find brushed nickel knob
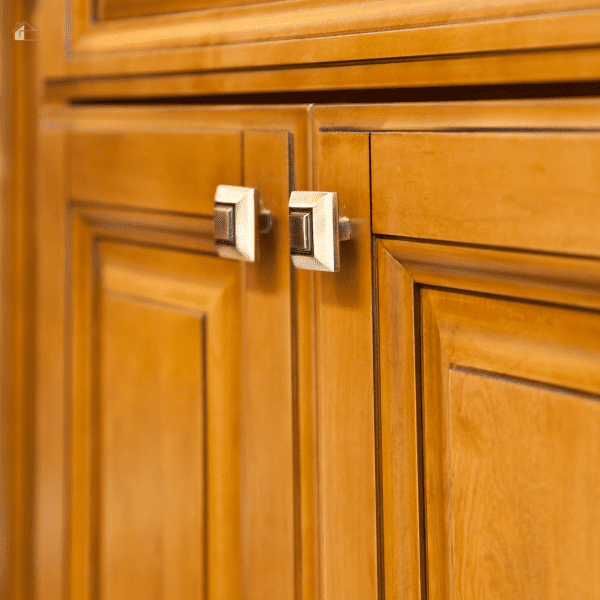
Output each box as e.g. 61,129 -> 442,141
214,185 -> 271,262
288,191 -> 351,272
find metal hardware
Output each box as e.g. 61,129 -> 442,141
259,211 -> 273,234
338,216 -> 352,242
289,210 -> 312,254
214,185 -> 271,262
288,191 -> 351,272
214,204 -> 235,244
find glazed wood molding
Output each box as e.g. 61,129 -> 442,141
38,0 -> 600,83
379,238 -> 600,312
42,46 -> 600,99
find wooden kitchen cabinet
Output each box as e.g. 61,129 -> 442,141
32,99 -> 600,600
1,0 -> 594,596
35,105 -> 312,600
313,100 -> 600,600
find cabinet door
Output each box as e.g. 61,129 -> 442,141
313,100 -> 600,600
35,106 -> 311,600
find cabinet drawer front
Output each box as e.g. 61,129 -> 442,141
41,0 -> 600,91
372,130 -> 600,256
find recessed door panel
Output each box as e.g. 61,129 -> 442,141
421,288 -> 600,600
71,234 -> 243,600
447,369 -> 600,599
101,295 -> 204,600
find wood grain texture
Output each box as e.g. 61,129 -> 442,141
449,370 -> 600,600
37,0 -> 600,87
35,111 -> 71,600
2,2 -> 37,597
241,130 -> 295,600
379,238 -> 600,600
372,130 -> 600,256
314,98 -> 600,134
100,291 -> 205,600
421,288 -> 600,600
98,0 -> 281,20
68,130 -> 241,215
314,131 -> 378,600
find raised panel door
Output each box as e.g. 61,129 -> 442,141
35,105 -> 312,600
420,287 -> 600,600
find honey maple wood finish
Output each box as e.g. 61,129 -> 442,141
33,96 -> 600,600
97,0 -> 281,21
27,0 -> 600,588
35,105 -> 315,600
36,0 -> 600,95
378,240 -> 600,600
421,289 -> 600,600
1,0 -> 37,598
313,99 -> 600,600
313,131 -> 378,600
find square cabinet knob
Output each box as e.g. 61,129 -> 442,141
288,191 -> 351,272
214,185 -> 259,262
